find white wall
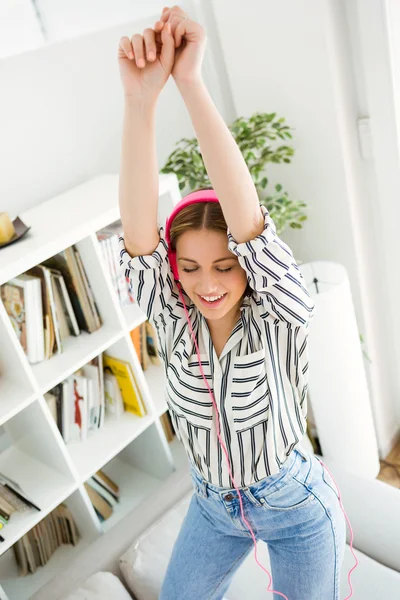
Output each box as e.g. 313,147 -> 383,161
211,0 -> 399,456
0,12 -> 196,218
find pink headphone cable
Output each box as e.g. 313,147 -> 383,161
176,281 -> 358,599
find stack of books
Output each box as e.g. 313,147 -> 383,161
45,351 -> 147,443
0,472 -> 41,539
97,221 -> 132,307
45,355 -> 105,443
0,245 -> 102,364
84,469 -> 119,522
103,353 -> 146,418
12,503 -> 79,575
130,321 -> 161,371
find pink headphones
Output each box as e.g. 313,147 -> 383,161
164,188 -> 219,282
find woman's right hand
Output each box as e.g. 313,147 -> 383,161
118,18 -> 175,103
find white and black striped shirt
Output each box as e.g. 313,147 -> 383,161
119,204 -> 316,487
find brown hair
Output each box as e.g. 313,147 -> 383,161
169,187 -> 252,298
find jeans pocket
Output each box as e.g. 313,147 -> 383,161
258,478 -> 315,512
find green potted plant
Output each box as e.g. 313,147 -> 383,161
161,111 -> 306,236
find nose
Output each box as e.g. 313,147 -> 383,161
199,270 -> 221,293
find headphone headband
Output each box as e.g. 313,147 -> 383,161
165,189 -> 219,245
165,188 -> 219,282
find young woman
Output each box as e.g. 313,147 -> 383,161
117,7 -> 347,600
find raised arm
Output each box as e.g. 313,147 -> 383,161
117,20 -> 175,255
117,19 -> 186,326
159,7 -> 315,327
119,100 -> 159,256
158,7 -> 264,243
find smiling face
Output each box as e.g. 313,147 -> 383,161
176,227 -> 248,322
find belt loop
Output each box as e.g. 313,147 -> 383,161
200,477 -> 208,498
297,446 -> 308,462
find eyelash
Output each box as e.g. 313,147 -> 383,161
182,267 -> 233,274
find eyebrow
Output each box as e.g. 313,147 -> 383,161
177,257 -> 234,264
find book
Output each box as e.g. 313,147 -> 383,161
62,379 -> 71,442
84,483 -> 113,520
40,265 -> 62,355
103,354 -> 146,417
53,271 -> 80,336
67,374 -> 88,442
140,322 -> 149,371
82,363 -> 101,430
25,265 -> 56,359
92,470 -> 120,499
0,493 -> 16,520
73,248 -> 102,330
96,353 -> 105,429
86,477 -> 119,507
1,274 -> 44,363
145,321 -> 161,365
49,270 -> 70,342
104,371 -> 124,418
97,223 -> 131,306
64,247 -> 97,333
43,248 -> 97,334
130,326 -> 141,365
13,504 -> 80,575
0,474 -> 41,512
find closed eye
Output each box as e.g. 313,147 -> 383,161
182,267 -> 233,273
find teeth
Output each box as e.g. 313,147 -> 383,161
201,294 -> 224,302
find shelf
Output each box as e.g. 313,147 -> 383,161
31,326 -> 124,394
0,174 -> 179,286
0,172 -> 183,599
99,458 -> 162,534
144,364 -> 168,417
0,381 -> 36,427
67,411 -> 155,483
122,302 -> 147,331
0,448 -> 76,554
0,539 -> 90,600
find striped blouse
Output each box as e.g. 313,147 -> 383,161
119,204 -> 316,487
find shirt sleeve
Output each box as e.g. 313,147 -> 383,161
227,204 -> 316,327
118,225 -> 184,326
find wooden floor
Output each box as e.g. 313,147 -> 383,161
377,437 -> 400,488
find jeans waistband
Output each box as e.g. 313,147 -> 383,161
190,446 -> 308,499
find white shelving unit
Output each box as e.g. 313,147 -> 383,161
0,173 -> 183,600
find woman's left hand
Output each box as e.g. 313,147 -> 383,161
154,6 -> 207,85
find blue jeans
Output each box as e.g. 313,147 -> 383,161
159,448 -> 347,600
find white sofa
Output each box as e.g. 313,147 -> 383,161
61,443 -> 400,600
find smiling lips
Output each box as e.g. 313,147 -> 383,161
197,293 -> 227,307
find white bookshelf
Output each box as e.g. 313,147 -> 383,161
0,173 -> 183,600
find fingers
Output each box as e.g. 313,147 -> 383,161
118,36 -> 134,60
160,22 -> 175,65
159,6 -> 188,48
142,28 -> 157,62
119,16 -> 175,68
131,33 -> 146,68
160,5 -> 186,23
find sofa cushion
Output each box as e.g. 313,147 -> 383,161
120,489 -> 400,600
61,571 -> 133,600
120,493 -> 192,600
